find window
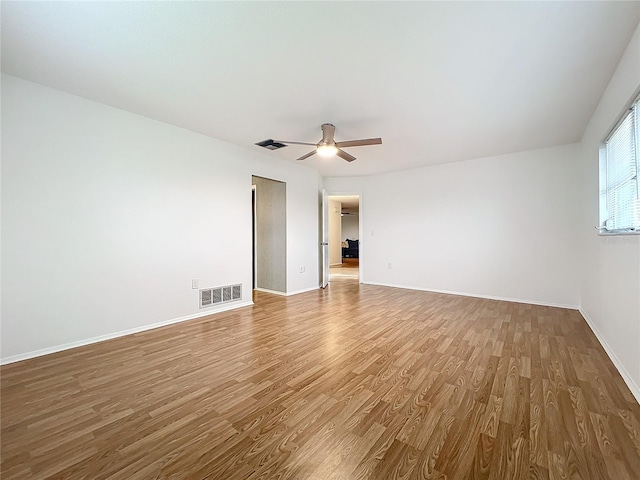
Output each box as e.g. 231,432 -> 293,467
599,94 -> 640,234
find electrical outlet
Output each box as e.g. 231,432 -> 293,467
387,262 -> 392,269
300,266 -> 305,273
192,279 -> 199,289
371,230 -> 375,236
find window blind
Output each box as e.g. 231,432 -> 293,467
600,97 -> 640,233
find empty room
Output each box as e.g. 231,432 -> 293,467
2,2 -> 640,479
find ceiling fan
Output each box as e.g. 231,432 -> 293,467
256,123 -> 382,162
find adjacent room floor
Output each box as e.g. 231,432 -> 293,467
1,279 -> 639,479
330,257 -> 359,280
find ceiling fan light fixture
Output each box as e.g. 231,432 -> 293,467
317,144 -> 338,157
261,123 -> 381,162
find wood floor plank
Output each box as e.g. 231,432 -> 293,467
2,281 -> 639,479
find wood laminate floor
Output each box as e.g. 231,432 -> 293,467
2,281 -> 640,479
330,258 -> 359,280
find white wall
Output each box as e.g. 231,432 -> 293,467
578,24 -> 640,401
324,23 -> 640,401
323,177 -> 364,195
1,75 -> 320,362
342,213 -> 359,241
326,144 -> 581,308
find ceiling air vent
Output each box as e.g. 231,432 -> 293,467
200,284 -> 242,309
255,139 -> 288,150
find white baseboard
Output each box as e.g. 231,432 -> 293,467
254,287 -> 287,296
579,309 -> 640,405
0,300 -> 254,365
286,286 -> 320,296
254,286 -> 319,297
362,281 -> 580,310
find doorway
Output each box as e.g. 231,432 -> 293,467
252,176 -> 287,294
327,195 -> 360,282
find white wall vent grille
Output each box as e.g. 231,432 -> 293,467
212,288 -> 222,304
200,284 -> 242,309
201,289 -> 213,307
232,285 -> 241,300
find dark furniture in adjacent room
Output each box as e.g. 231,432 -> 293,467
342,239 -> 359,258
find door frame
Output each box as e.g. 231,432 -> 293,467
252,184 -> 257,290
321,189 -> 329,288
252,176 -> 287,294
321,191 -> 362,284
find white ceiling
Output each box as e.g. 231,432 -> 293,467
2,2 -> 639,177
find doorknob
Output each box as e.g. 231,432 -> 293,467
321,242 -> 329,246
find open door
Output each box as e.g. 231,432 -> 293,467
321,189 -> 329,288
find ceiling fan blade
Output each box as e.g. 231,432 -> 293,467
321,123 -> 336,144
335,138 -> 382,148
296,150 -> 317,161
336,148 -> 356,162
274,140 -> 317,146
